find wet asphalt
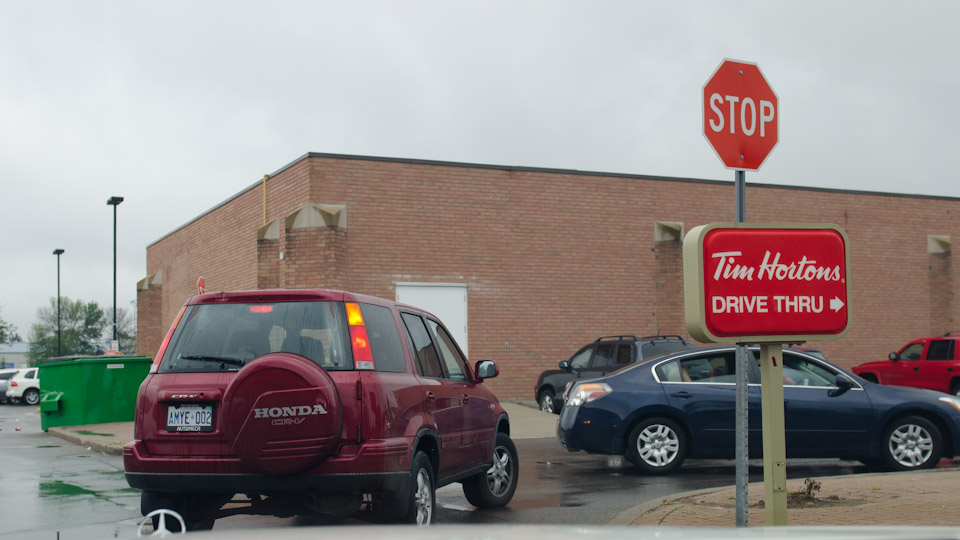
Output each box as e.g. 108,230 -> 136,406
3,404 -> 955,538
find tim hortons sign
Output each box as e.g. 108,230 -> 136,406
683,223 -> 850,343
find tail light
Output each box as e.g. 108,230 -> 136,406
10,381 -> 17,387
344,303 -> 375,370
150,306 -> 186,374
567,382 -> 612,407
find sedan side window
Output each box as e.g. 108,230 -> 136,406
658,354 -> 736,383
899,343 -> 924,360
781,354 -> 836,387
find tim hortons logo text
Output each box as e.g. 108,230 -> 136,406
254,404 -> 328,426
711,251 -> 841,282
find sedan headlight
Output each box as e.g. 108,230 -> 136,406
566,382 -> 612,407
939,396 -> 960,413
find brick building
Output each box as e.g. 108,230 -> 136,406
137,153 -> 960,399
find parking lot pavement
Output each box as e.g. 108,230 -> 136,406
617,465 -> 960,527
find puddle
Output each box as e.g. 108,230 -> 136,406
35,445 -> 62,448
73,430 -> 113,437
40,480 -> 99,498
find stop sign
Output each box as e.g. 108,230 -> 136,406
703,59 -> 778,170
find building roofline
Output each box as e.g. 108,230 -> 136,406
148,152 -> 960,248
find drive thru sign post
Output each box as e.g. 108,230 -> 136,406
699,59 -> 788,527
684,223 -> 850,527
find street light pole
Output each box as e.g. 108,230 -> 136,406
53,249 -> 65,356
107,196 -> 124,346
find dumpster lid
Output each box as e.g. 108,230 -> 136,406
37,354 -> 151,365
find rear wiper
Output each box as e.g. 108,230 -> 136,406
180,355 -> 245,367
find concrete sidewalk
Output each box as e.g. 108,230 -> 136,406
616,466 -> 960,527
46,402 -> 960,528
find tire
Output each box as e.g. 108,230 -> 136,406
951,381 -> 960,397
538,389 -> 559,414
388,451 -> 435,525
859,373 -> 878,384
625,417 -> 687,474
882,415 -> 942,471
463,432 -> 519,508
23,389 -> 39,406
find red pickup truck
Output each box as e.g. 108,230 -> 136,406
853,334 -> 960,395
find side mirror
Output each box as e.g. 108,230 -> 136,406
475,360 -> 498,381
558,360 -> 570,370
889,352 -> 898,361
835,374 -> 853,390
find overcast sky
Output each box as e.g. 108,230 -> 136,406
1,1 -> 957,341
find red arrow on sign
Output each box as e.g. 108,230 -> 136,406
703,59 -> 779,171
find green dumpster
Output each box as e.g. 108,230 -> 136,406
37,355 -> 151,431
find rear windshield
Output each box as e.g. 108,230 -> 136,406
159,301 -> 351,373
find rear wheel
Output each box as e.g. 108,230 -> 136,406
382,451 -> 435,524
951,380 -> 960,396
625,417 -> 687,474
22,389 -> 39,406
538,389 -> 559,414
141,491 -> 222,532
882,415 -> 942,471
463,432 -> 519,508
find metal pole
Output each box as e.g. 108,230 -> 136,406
113,203 -> 118,342
57,253 -> 62,356
734,168 -> 748,527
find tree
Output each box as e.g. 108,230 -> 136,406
104,306 -> 137,354
0,306 -> 22,344
28,297 -> 107,361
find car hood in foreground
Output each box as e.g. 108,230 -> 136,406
174,524 -> 960,540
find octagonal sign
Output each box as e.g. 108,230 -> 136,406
703,59 -> 778,171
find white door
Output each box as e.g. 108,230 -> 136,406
396,283 -> 468,358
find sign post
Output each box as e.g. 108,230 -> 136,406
703,59 -> 779,526
684,222 -> 850,525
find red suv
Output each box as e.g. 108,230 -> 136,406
124,289 -> 517,529
853,333 -> 960,395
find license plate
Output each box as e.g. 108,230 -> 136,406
166,404 -> 214,432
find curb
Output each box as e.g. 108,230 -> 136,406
47,427 -> 124,456
607,485 -> 729,525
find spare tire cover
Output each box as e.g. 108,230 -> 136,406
222,353 -> 342,475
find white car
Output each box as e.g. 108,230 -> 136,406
5,367 -> 39,406
0,368 -> 19,404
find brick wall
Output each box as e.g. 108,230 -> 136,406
141,154 -> 960,399
135,274 -> 163,358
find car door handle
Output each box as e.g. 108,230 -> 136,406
670,391 -> 693,399
426,391 -> 436,401
949,368 -> 955,372
913,367 -> 920,371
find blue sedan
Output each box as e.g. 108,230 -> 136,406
557,346 -> 960,474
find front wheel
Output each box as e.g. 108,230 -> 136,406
882,415 -> 942,471
625,417 -> 687,474
23,389 -> 40,406
463,432 -> 519,508
538,389 -> 559,414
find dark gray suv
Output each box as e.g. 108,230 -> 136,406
534,335 -> 695,413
